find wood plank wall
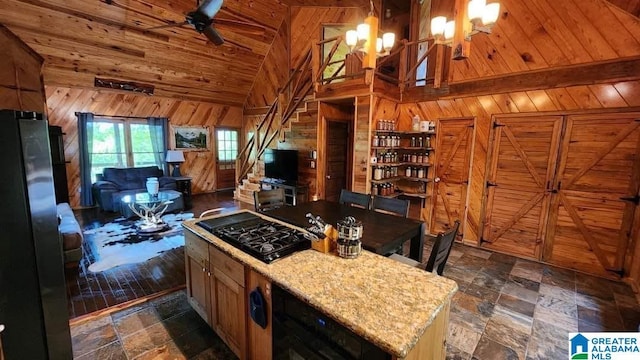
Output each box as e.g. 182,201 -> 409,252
45,86 -> 243,208
449,0 -> 640,83
400,80 -> 640,247
290,6 -> 365,68
245,17 -> 290,109
353,95 -> 371,193
0,25 -> 44,113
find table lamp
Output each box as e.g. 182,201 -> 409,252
166,150 -> 185,177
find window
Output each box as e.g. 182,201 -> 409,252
216,129 -> 238,170
89,119 -> 164,181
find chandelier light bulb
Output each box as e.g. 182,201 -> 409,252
376,38 -> 383,53
482,3 -> 500,25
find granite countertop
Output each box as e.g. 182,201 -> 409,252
182,209 -> 458,359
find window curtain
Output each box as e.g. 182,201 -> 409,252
147,117 -> 169,175
77,112 -> 95,206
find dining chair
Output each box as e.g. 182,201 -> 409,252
254,188 -> 286,212
338,189 -> 371,209
371,196 -> 410,218
389,220 -> 460,276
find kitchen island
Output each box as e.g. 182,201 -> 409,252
182,209 -> 458,360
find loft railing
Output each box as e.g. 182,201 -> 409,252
314,36 -> 444,91
235,48 -> 314,184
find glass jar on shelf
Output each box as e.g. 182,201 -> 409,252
411,153 -> 418,163
417,153 -> 423,163
418,136 -> 423,148
372,135 -> 379,147
374,167 -> 383,180
412,167 -> 418,178
405,166 -> 412,177
425,136 -> 431,148
423,152 -> 429,163
410,136 -> 416,147
372,183 -> 379,195
418,167 -> 425,178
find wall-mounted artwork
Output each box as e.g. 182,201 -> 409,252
170,125 -> 209,151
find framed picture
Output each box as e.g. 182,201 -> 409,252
170,125 -> 210,151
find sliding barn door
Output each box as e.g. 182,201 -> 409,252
482,116 -> 563,259
543,113 -> 640,277
431,118 -> 474,241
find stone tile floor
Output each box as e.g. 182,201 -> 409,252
70,243 -> 640,360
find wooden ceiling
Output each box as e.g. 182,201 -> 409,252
0,0 -> 292,106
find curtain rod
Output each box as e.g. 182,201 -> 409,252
74,112 -> 166,120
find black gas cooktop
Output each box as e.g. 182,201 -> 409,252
197,212 -> 310,263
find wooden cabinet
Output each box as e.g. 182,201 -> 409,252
209,247 -> 246,359
185,232 -> 247,359
247,270 -> 272,360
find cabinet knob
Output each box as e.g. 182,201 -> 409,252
326,175 -> 331,179
207,272 -> 211,277
0,324 -> 4,333
202,267 -> 206,272
434,177 -> 441,183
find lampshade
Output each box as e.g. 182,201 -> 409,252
382,32 -> 395,51
430,16 -> 447,37
166,150 -> 185,163
468,0 -> 487,21
346,30 -> 358,47
482,3 -> 500,25
444,20 -> 456,40
356,23 -> 370,41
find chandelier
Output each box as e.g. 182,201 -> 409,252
430,0 -> 500,59
344,0 -> 395,68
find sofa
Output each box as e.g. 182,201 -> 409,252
92,166 -> 177,212
57,203 -> 83,264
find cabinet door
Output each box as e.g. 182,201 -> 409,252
543,113 -> 640,277
211,268 -> 247,359
482,116 -> 563,259
247,270 -> 272,360
185,233 -> 210,323
431,118 -> 474,240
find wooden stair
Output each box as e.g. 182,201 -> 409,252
233,173 -> 262,206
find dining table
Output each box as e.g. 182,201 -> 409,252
265,200 -> 426,262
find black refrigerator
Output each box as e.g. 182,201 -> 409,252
0,110 -> 72,359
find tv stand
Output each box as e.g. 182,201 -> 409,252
259,179 -> 309,206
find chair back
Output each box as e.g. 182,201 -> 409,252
254,188 -> 286,212
425,220 -> 460,275
371,196 -> 410,218
339,189 -> 370,209
199,208 -> 224,218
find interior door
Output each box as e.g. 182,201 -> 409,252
482,116 -> 563,259
324,120 -> 350,202
543,113 -> 640,277
215,128 -> 239,190
431,118 -> 474,241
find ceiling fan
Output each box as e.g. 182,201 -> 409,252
150,0 -> 225,45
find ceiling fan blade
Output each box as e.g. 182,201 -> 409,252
202,26 -> 224,45
196,0 -> 223,19
147,21 -> 189,30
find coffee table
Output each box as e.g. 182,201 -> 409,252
120,190 -> 182,233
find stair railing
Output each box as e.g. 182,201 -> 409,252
236,48 -> 314,184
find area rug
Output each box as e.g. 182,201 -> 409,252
84,213 -> 194,272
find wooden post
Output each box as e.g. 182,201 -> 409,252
398,39 -> 408,93
452,0 -> 471,60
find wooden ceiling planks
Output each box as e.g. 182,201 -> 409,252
450,0 -> 640,83
0,0 -> 289,105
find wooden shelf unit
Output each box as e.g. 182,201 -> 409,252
370,128 -> 435,203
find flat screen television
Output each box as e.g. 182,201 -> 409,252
264,149 -> 298,184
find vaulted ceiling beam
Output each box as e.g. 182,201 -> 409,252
402,56 -> 640,102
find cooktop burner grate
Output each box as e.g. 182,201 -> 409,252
197,213 -> 310,263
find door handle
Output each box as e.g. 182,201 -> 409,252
326,175 -> 331,179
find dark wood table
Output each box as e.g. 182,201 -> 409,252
266,200 -> 425,262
